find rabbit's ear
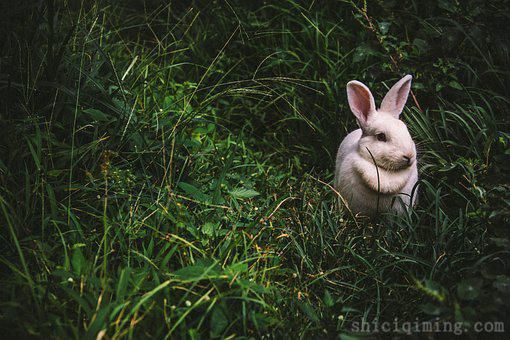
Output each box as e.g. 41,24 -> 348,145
347,80 -> 376,128
380,75 -> 412,118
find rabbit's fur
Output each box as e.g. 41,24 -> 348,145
334,75 -> 418,216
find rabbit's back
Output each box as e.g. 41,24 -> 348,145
334,132 -> 374,215
334,129 -> 361,187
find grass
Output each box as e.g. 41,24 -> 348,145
1,0 -> 509,338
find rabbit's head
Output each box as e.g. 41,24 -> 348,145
346,75 -> 416,171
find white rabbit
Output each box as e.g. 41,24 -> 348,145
334,75 -> 418,217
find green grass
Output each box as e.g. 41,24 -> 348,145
1,0 -> 509,338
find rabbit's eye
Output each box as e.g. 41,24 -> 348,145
376,133 -> 387,142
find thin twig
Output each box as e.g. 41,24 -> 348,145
267,196 -> 297,220
366,147 -> 381,220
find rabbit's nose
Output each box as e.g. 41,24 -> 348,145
403,155 -> 411,165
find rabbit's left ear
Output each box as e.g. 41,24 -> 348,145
380,75 -> 412,118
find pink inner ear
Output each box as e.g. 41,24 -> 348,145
351,86 -> 372,121
380,75 -> 412,117
396,82 -> 410,108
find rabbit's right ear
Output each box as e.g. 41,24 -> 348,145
347,80 -> 376,128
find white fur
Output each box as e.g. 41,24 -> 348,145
334,75 -> 418,217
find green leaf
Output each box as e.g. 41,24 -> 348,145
83,108 -> 110,122
227,262 -> 248,274
489,237 -> 510,249
413,38 -> 430,53
188,329 -> 200,340
60,285 -> 92,316
324,289 -> 334,307
236,278 -> 268,294
419,302 -> 445,316
178,182 -> 211,202
493,275 -> 510,294
116,267 -> 131,302
202,222 -> 217,236
210,305 -> 229,337
229,188 -> 260,199
71,247 -> 85,275
457,278 -> 483,300
353,44 -> 377,63
449,80 -> 463,90
298,301 -> 319,323
378,21 -> 391,34
173,260 -> 219,280
250,311 -> 278,330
